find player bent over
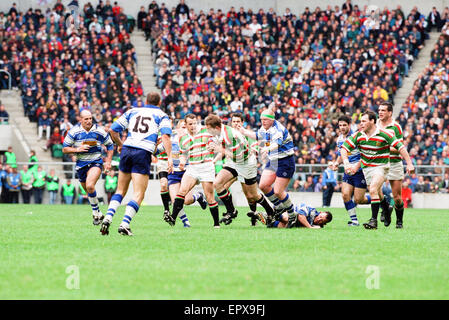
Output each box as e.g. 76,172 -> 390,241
257,203 -> 332,229
332,115 -> 371,226
238,109 -> 296,223
101,92 -> 173,236
62,109 -> 114,225
341,111 -> 414,230
165,114 -> 220,228
377,101 -> 408,228
165,119 -> 208,227
205,114 -> 275,226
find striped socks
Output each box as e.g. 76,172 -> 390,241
344,200 -> 358,223
264,189 -> 282,211
217,189 -> 235,213
171,194 -> 185,220
371,198 -> 381,220
279,194 -> 294,214
121,200 -> 139,228
106,193 -> 123,220
209,201 -> 220,226
88,191 -> 100,215
256,194 -> 274,216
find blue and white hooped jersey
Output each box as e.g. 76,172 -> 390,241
110,105 -> 172,153
337,131 -> 361,164
294,203 -> 319,227
170,131 -> 185,172
256,120 -> 294,161
63,123 -> 114,170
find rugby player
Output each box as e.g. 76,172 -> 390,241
62,109 -> 114,225
100,92 -> 173,236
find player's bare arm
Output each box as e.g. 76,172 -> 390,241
161,133 -> 173,174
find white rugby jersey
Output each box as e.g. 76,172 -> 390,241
110,105 -> 172,153
256,120 -> 294,161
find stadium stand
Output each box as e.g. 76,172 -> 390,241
140,2 -> 442,191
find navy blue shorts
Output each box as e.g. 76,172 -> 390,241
168,170 -> 185,186
342,169 -> 367,189
76,161 -> 103,183
265,155 -> 295,179
119,146 -> 152,175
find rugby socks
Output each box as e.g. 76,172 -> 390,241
249,202 -> 257,213
217,189 -> 235,213
380,197 -> 390,214
178,209 -> 190,226
264,189 -> 282,210
121,200 -> 139,227
279,194 -> 294,214
366,195 -> 372,204
171,194 -> 185,220
88,191 -> 100,215
344,200 -> 358,223
370,198 -> 381,220
209,201 -> 220,226
256,194 -> 274,217
160,191 -> 171,211
106,194 -> 123,220
395,200 -> 404,223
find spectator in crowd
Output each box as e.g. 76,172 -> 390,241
415,176 -> 431,193
7,165 -> 21,204
38,112 -> 51,141
4,146 -> 16,168
0,104 -> 9,124
402,180 -> 413,208
427,7 -> 442,32
0,164 -> 8,203
29,150 -> 38,174
61,179 -> 76,204
46,169 -> 60,204
322,161 -> 337,207
314,176 -> 324,192
42,127 -> 64,154
20,165 -> 34,204
32,166 -> 46,204
104,169 -> 117,203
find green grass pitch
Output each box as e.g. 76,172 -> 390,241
1,204 -> 449,300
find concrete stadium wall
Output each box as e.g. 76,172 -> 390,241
25,179 -> 449,209
2,0 -> 448,21
0,125 -> 12,152
0,124 -> 30,161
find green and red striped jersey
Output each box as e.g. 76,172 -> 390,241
219,125 -> 250,163
179,127 -> 214,165
342,128 -> 404,168
377,120 -> 404,164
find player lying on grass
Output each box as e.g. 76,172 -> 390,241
341,110 -> 414,230
255,203 -> 332,229
62,109 -> 114,225
205,114 -> 275,226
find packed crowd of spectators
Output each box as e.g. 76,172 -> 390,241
141,1 -> 430,167
0,0 -> 141,161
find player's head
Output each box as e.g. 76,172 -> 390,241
378,100 -> 393,122
314,211 -> 333,227
184,113 -> 197,135
80,109 -> 93,130
230,113 -> 244,129
176,119 -> 186,132
338,115 -> 352,135
146,92 -> 161,106
260,109 -> 275,129
205,114 -> 222,137
361,110 -> 377,133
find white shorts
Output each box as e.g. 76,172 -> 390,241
362,165 -> 389,186
185,162 -> 215,182
225,155 -> 258,183
156,160 -> 168,174
387,161 -> 404,181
